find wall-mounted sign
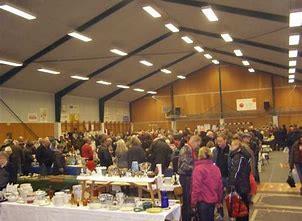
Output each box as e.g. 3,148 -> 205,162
28,113 -> 38,122
39,108 -> 48,122
236,98 -> 257,111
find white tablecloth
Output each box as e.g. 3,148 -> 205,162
0,202 -> 181,221
77,175 -> 156,183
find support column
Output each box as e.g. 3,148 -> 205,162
218,64 -> 224,125
170,84 -> 176,131
271,75 -> 278,126
54,122 -> 62,137
54,94 -> 61,122
99,98 -> 105,122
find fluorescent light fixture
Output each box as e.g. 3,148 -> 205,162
177,75 -> 186,79
289,79 -> 295,83
117,84 -> 130,89
201,6 -> 218,22
110,49 -> 127,56
71,75 -> 89,80
248,68 -> 255,73
133,88 -> 144,92
68,32 -> 92,42
165,23 -> 179,32
212,60 -> 219,64
96,80 -> 112,85
194,46 -> 204,53
147,91 -> 157,94
289,68 -> 296,73
161,69 -> 172,74
289,34 -> 300,45
289,11 -> 302,27
0,59 -> 22,67
288,74 -> 295,79
37,68 -> 60,75
0,4 -> 36,20
221,33 -> 233,42
139,60 -> 153,66
181,36 -> 193,44
289,49 -> 298,58
142,6 -> 161,18
204,54 -> 212,59
234,49 -> 243,56
289,60 -> 297,67
242,60 -> 250,66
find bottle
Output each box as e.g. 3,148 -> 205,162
160,190 -> 169,208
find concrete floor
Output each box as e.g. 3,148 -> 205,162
250,151 -> 302,221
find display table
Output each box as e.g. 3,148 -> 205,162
0,202 -> 181,221
30,165 -> 82,175
77,175 -> 160,203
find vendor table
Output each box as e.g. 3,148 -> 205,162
0,202 -> 181,221
30,165 -> 82,175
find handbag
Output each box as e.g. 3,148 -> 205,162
225,192 -> 249,218
250,173 -> 257,195
286,172 -> 296,188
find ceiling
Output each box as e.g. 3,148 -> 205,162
0,0 -> 301,103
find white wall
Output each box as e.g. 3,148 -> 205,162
104,100 -> 130,122
0,87 -> 130,123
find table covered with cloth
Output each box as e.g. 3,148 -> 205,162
30,165 -> 82,175
0,202 -> 181,221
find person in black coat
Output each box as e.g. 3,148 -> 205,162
52,145 -> 66,175
0,151 -> 17,190
228,137 -> 251,221
36,139 -> 54,175
22,142 -> 34,175
98,135 -> 113,168
127,135 -> 146,169
148,138 -> 172,174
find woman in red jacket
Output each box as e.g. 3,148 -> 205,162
191,146 -> 223,221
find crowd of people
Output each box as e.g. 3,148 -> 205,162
0,124 -> 302,221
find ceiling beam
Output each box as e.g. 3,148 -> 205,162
181,26 -> 301,57
162,0 -> 288,23
0,0 -> 134,86
100,51 -> 196,102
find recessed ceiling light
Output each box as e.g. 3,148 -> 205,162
201,6 -> 218,22
177,75 -> 186,79
212,60 -> 219,64
142,6 -> 161,18
117,84 -> 130,89
37,68 -> 60,75
204,54 -> 212,59
110,49 -> 128,56
181,36 -> 193,44
242,60 -> 250,66
234,49 -> 243,56
96,80 -> 112,85
248,68 -> 255,73
68,32 -> 92,42
194,46 -> 204,53
134,88 -> 144,92
165,23 -> 179,32
289,60 -> 297,67
147,91 -> 157,94
139,60 -> 153,66
289,78 -> 295,83
289,49 -> 298,58
289,11 -> 302,27
288,74 -> 295,79
161,69 -> 172,74
0,3 -> 36,20
289,68 -> 296,73
0,59 -> 22,67
71,75 -> 89,80
221,33 -> 233,42
289,34 -> 300,45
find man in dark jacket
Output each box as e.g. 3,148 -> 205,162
98,135 -> 113,168
36,138 -> 54,175
52,145 -> 66,175
178,135 -> 201,221
148,138 -> 172,174
0,151 -> 17,190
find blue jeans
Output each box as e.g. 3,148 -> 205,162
196,202 -> 215,221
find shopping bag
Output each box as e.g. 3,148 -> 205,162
283,147 -> 289,153
292,168 -> 300,184
225,192 -> 249,218
250,174 -> 257,195
286,172 -> 296,188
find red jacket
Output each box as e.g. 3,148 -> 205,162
81,144 -> 93,161
191,159 -> 223,207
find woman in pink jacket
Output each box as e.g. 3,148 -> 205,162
191,146 -> 223,221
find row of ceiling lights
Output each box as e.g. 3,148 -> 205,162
288,10 -> 302,83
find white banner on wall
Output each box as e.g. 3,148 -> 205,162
27,113 -> 38,122
236,98 -> 257,111
39,108 -> 48,122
